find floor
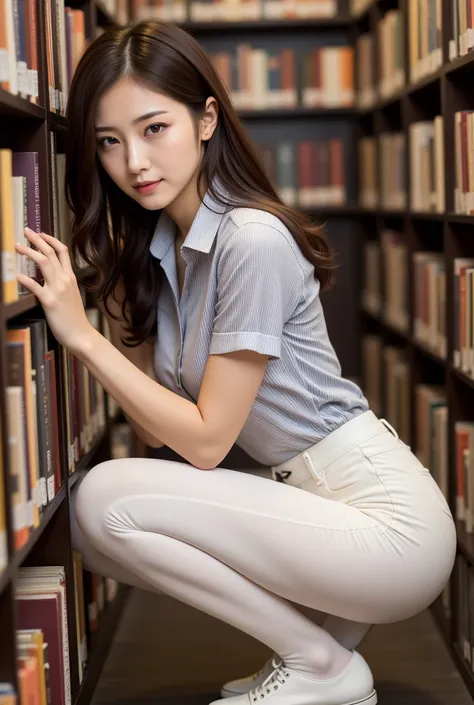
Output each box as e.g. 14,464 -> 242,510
92,589 -> 472,705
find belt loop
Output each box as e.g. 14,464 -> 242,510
302,452 -> 324,486
380,418 -> 399,439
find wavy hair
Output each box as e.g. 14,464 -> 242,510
65,19 -> 335,347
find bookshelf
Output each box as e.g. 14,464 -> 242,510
356,0 -> 474,697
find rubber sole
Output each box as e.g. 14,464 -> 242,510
219,689 -> 378,704
350,689 -> 378,705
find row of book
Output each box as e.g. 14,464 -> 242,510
360,338 -> 448,501
2,311 -> 108,556
362,233 -> 408,334
0,557 -> 121,703
453,259 -> 474,379
449,0 -> 474,62
377,10 -> 405,99
409,117 -> 445,213
131,0 -> 337,21
0,141 -> 85,307
379,132 -> 406,210
0,410 -> 133,575
209,45 -> 353,110
358,117 -> 445,213
355,11 -> 404,109
379,230 -> 409,333
0,421 -> 134,702
363,242 -> 474,375
408,0 -> 443,84
455,111 -> 474,216
355,34 -> 377,110
413,251 -> 446,358
256,138 -> 346,207
456,420 -> 474,534
0,2 -> 86,114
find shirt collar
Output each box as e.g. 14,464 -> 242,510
149,184 -> 230,260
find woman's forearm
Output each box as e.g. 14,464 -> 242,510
98,290 -> 165,449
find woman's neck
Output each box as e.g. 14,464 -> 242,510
165,175 -> 207,241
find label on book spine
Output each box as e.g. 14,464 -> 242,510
2,252 -> 16,283
47,474 -> 55,502
38,476 -> 47,507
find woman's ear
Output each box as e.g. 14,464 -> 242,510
200,97 -> 218,141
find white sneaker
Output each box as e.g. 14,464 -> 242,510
220,654 -> 279,698
211,651 -> 376,705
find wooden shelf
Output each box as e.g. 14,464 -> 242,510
411,338 -> 447,367
0,90 -> 45,120
3,294 -> 41,322
445,50 -> 474,76
181,16 -> 351,32
239,106 -> 356,119
450,367 -> 474,392
409,211 -> 444,221
405,68 -> 442,96
48,111 -> 68,130
447,214 -> 474,225
0,486 -> 66,596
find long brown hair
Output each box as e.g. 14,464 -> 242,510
65,19 -> 335,347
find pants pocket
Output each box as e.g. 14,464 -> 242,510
414,466 -> 453,519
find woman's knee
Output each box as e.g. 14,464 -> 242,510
74,460 -> 123,550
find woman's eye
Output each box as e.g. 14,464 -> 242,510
146,123 -> 165,136
98,136 -> 118,148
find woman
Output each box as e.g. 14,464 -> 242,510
15,19 -> 456,705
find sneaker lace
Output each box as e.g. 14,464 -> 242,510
249,658 -> 289,701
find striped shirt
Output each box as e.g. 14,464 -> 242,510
149,187 -> 369,466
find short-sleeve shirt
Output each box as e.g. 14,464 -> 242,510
150,186 -> 369,466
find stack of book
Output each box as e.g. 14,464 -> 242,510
0,2 -> 86,114
301,46 -> 354,108
454,111 -> 474,215
379,132 -> 406,209
408,0 -> 443,84
453,258 -> 474,377
449,0 -> 474,61
362,239 -> 381,315
381,229 -> 409,332
210,46 -> 297,110
412,251 -> 446,358
358,137 -> 377,209
355,33 -> 376,110
409,117 -> 445,213
384,345 -> 410,445
257,138 -> 346,207
377,9 -> 405,99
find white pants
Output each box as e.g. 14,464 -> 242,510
72,411 -> 456,673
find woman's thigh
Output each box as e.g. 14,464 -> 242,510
74,456 -> 451,625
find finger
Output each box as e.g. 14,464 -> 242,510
24,228 -> 63,272
15,242 -> 55,282
16,273 -> 44,299
35,230 -> 75,275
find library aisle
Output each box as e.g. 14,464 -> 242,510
92,590 -> 472,705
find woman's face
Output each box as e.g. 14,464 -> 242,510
95,77 -> 214,211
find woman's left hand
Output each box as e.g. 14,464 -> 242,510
15,228 -> 96,356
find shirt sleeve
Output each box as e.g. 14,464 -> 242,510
210,222 -> 304,359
